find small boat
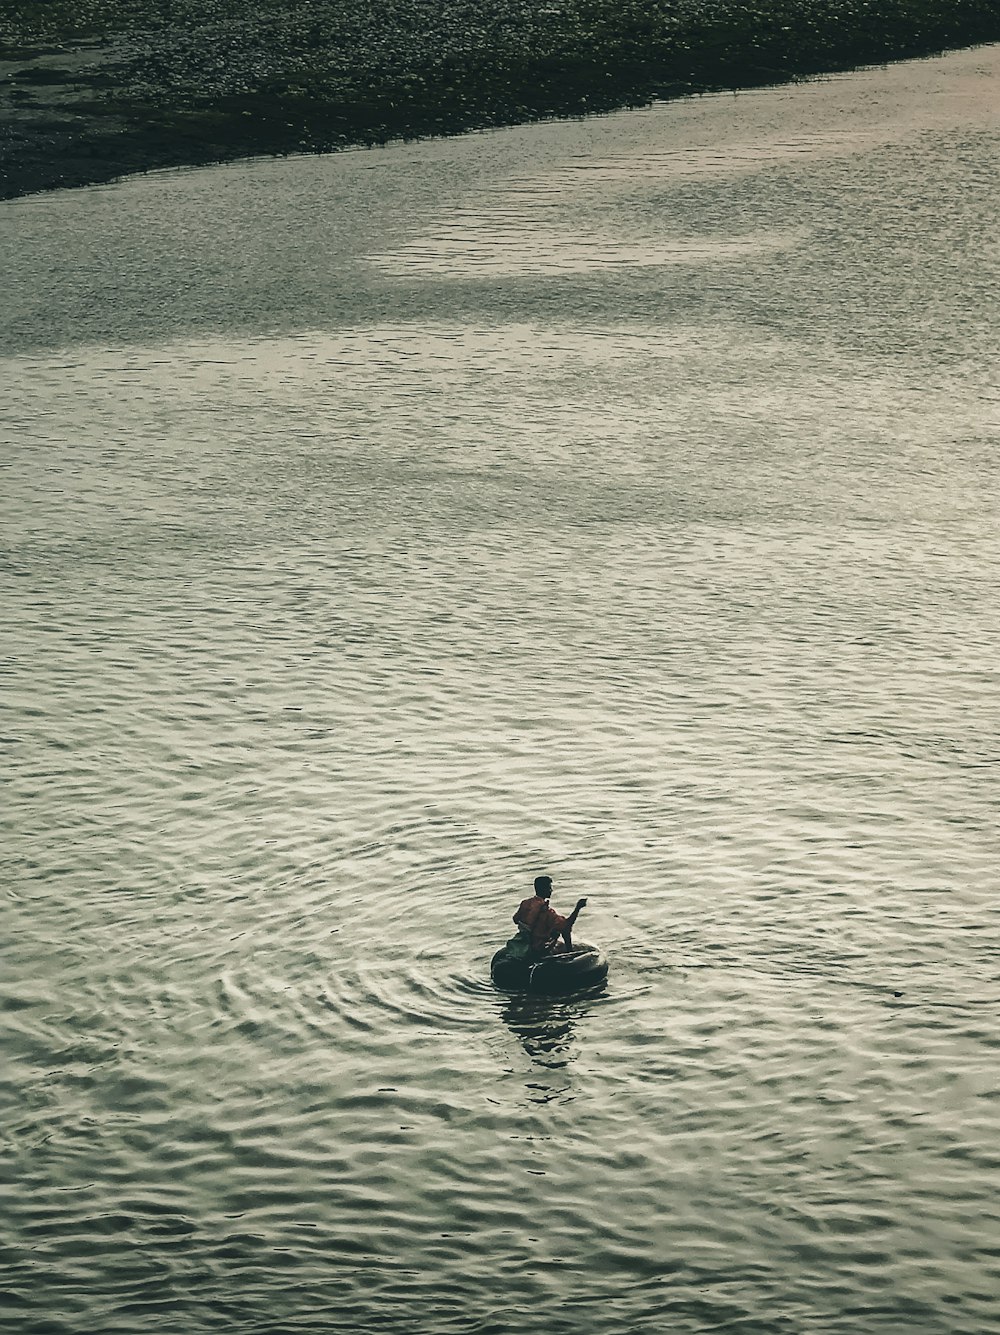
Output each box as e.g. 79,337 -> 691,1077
490,941 -> 609,994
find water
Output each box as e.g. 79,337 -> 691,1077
3,44 -> 1000,1335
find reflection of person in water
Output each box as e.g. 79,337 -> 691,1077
512,876 -> 588,956
502,994 -> 576,1070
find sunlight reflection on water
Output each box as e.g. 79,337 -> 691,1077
2,43 -> 1000,1335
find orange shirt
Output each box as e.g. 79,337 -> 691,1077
515,895 -> 567,951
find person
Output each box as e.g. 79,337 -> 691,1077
512,876 -> 587,956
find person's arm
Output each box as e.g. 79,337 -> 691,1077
560,898 -> 588,948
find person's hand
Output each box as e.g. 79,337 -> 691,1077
575,898 -> 588,910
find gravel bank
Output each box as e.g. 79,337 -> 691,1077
2,0 -> 998,201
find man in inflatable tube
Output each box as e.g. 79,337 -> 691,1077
509,876 -> 588,959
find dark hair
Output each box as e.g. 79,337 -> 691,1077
533,875 -> 553,896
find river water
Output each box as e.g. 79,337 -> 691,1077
3,43 -> 999,1335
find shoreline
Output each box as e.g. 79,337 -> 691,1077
2,3 -> 999,203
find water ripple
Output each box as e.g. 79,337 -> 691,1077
3,43 -> 1000,1335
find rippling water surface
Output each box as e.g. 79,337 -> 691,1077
3,45 -> 1000,1335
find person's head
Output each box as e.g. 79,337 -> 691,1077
533,875 -> 553,899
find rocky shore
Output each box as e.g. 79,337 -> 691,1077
2,0 -> 998,202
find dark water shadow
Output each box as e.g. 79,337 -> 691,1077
500,982 -> 608,1069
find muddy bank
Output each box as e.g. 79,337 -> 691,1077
2,1 -> 998,202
